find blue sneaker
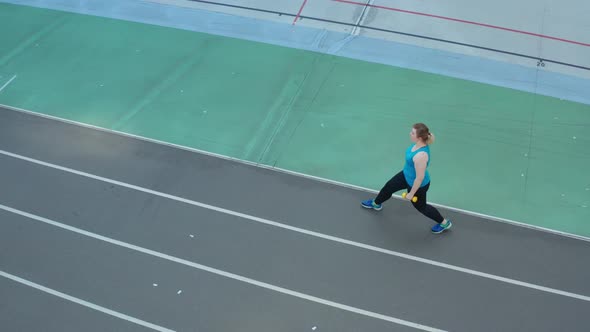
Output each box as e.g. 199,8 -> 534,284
361,199 -> 382,211
431,220 -> 452,234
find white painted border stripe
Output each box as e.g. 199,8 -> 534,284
0,75 -> 16,93
1,103 -> 588,242
0,270 -> 175,332
350,0 -> 374,36
0,204 -> 446,332
0,148 -> 589,303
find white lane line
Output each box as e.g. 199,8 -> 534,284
0,204 -> 446,332
2,102 -> 589,243
0,75 -> 17,93
0,270 -> 175,332
1,148 -> 589,303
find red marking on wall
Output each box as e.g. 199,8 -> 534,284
293,0 -> 309,25
333,0 -> 590,47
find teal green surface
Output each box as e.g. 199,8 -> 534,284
1,3 -> 588,236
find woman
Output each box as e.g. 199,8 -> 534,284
361,123 -> 452,234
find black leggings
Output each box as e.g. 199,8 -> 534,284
374,171 -> 445,224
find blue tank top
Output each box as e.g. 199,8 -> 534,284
403,144 -> 430,187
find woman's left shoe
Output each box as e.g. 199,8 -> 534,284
431,220 -> 452,234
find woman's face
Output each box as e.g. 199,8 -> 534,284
410,128 -> 419,143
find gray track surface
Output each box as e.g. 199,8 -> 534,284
0,106 -> 588,332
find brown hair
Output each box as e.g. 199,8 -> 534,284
413,123 -> 435,144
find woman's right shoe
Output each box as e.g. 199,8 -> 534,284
361,199 -> 382,211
